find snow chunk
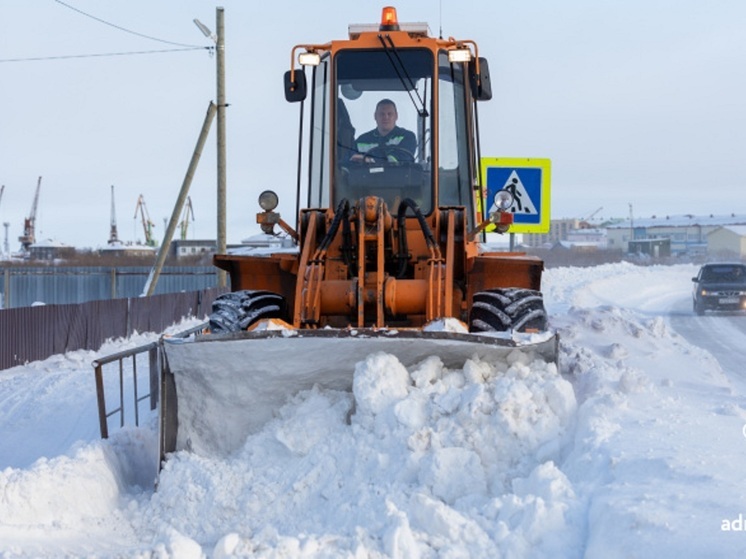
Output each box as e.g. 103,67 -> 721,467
410,356 -> 445,388
423,318 -> 469,333
212,532 -> 241,558
152,528 -> 203,559
353,352 -> 411,416
419,447 -> 488,504
272,387 -> 353,456
384,500 -> 421,559
512,461 -> 575,502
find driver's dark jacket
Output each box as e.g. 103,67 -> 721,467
353,126 -> 416,162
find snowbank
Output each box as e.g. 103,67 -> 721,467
1,263 -> 746,557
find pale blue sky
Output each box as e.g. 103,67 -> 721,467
1,1 -> 745,248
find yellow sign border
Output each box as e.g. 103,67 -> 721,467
480,157 -> 552,234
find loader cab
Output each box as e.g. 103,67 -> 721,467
333,48 -> 433,213
288,12 -> 489,231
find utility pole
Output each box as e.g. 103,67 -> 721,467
195,7 -> 227,287
216,6 -> 227,287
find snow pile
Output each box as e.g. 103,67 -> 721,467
143,350 -> 578,557
2,263 -> 746,557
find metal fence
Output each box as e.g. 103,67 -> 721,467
0,266 -> 218,309
0,286 -> 225,370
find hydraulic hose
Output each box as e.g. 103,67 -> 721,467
317,198 -> 350,253
396,198 -> 436,278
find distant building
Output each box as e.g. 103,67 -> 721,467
170,239 -> 217,259
223,233 -> 297,256
606,214 -> 746,256
165,235 -> 295,260
28,239 -> 76,261
99,242 -> 156,258
523,219 -> 609,250
566,227 -> 608,249
707,225 -> 746,259
628,238 -> 671,258
523,219 -> 579,248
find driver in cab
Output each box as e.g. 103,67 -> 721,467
350,99 -> 416,163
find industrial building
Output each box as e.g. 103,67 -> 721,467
521,214 -> 746,259
707,225 -> 746,259
606,214 -> 746,256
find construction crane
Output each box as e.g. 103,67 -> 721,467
134,194 -> 157,247
2,222 -> 9,258
582,206 -> 603,221
108,185 -> 119,245
0,185 -> 5,210
178,196 -> 195,240
18,176 -> 41,253
578,206 -> 603,229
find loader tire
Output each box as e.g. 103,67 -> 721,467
469,288 -> 548,333
209,290 -> 287,334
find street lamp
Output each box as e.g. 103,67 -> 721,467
194,7 -> 227,287
193,19 -> 216,43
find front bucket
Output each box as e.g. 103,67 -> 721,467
160,326 -> 558,457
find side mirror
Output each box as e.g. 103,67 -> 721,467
469,57 -> 492,101
284,69 -> 307,103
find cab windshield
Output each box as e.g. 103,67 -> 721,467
334,48 -> 433,213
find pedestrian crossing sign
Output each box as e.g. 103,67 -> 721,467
480,157 -> 551,234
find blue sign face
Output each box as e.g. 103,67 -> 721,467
486,167 -> 543,225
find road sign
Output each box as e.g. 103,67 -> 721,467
480,157 -> 551,234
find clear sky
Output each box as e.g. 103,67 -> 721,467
1,1 -> 745,249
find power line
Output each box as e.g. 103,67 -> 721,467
53,0 -> 205,49
0,47 -> 210,64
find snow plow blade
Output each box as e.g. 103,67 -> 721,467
159,325 -> 558,458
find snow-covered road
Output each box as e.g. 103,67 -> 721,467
671,309 -> 746,389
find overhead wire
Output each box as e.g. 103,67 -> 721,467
0,1 -> 211,63
53,0 -> 204,48
0,48 -> 207,63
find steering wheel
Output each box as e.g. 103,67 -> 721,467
364,145 -> 415,163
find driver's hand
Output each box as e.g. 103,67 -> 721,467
351,153 -> 375,163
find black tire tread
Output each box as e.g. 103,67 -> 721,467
209,290 -> 287,333
469,288 -> 548,333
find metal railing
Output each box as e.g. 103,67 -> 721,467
92,323 -> 206,439
92,342 -> 160,438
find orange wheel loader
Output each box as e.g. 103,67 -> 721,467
159,6 -> 558,459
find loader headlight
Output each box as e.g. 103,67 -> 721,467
448,48 -> 472,63
298,51 -> 321,66
259,190 -> 279,211
492,189 -> 514,211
